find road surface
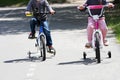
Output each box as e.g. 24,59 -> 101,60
0,3 -> 120,80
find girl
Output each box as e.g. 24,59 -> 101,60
77,0 -> 114,48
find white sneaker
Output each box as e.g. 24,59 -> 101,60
85,43 -> 92,48
104,40 -> 109,46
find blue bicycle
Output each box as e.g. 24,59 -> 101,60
26,12 -> 56,61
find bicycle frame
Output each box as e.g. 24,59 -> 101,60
36,22 -> 46,51
87,5 -> 106,49
82,5 -> 112,63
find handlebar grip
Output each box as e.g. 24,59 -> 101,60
88,5 -> 104,9
25,13 -> 33,17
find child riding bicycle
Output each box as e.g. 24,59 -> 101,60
77,0 -> 114,48
25,0 -> 55,51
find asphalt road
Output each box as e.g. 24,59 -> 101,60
0,3 -> 120,80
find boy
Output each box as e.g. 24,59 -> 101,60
25,0 -> 55,51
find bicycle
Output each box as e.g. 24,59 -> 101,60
26,12 -> 56,61
82,5 -> 111,63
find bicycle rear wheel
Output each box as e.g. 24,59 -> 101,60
95,32 -> 101,63
39,35 -> 46,61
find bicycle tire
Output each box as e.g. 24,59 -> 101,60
95,32 -> 101,63
40,35 -> 46,61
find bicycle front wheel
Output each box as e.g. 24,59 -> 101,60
40,35 -> 46,61
95,32 -> 101,63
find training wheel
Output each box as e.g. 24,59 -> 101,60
28,51 -> 32,58
83,52 -> 87,59
35,43 -> 38,47
108,51 -> 111,58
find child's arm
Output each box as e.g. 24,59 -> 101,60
107,3 -> 114,8
77,0 -> 88,11
44,0 -> 55,14
25,0 -> 33,16
26,0 -> 33,11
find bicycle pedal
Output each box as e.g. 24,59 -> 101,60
48,50 -> 56,56
48,51 -> 54,53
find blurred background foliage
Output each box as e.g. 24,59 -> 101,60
0,0 -> 67,7
0,0 -> 119,7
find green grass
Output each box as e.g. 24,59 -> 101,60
0,0 -> 29,7
0,0 -> 66,7
105,4 -> 120,43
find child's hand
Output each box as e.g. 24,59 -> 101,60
50,9 -> 55,15
25,11 -> 32,16
107,3 -> 114,8
77,6 -> 85,10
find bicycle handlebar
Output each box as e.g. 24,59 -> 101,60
86,5 -> 107,19
87,5 -> 106,9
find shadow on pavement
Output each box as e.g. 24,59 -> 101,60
49,6 -> 87,30
0,9 -> 30,35
0,6 -> 115,40
4,55 -> 55,63
58,58 -> 96,65
4,57 -> 46,63
4,58 -> 34,63
0,6 -> 87,35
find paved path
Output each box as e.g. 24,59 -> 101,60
0,2 -> 120,80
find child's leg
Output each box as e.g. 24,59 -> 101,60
99,17 -> 108,43
42,21 -> 53,46
30,18 -> 37,34
87,17 -> 95,43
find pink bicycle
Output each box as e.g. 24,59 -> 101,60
83,5 -> 111,63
